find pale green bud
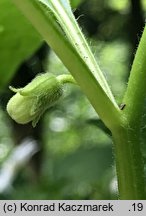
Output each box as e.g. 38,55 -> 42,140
7,73 -> 63,127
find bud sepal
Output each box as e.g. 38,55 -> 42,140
7,73 -> 64,127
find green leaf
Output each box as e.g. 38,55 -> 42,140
0,0 -> 42,90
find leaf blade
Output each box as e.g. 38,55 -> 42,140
0,0 -> 42,90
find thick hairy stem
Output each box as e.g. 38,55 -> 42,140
113,25 -> 146,199
112,124 -> 145,199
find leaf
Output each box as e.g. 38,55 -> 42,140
0,0 -> 42,90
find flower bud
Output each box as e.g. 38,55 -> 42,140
7,73 -> 63,127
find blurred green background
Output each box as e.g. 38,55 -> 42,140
0,0 -> 146,199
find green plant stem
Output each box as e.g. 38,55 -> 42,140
112,125 -> 145,199
123,26 -> 146,125
112,26 -> 146,199
57,74 -> 76,85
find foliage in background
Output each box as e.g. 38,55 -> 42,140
0,0 -> 42,90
